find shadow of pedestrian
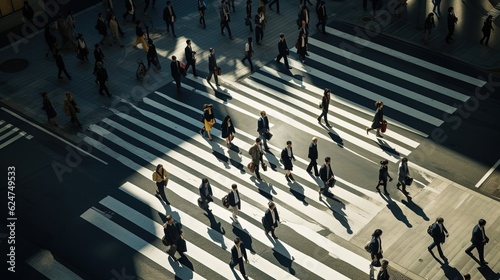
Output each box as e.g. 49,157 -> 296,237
380,192 -> 412,227
178,252 -> 194,271
375,138 -> 400,159
440,262 -> 462,280
288,181 -> 308,205
269,236 -> 296,275
264,150 -> 280,171
168,256 -> 193,279
233,228 -> 256,254
321,194 -> 352,234
401,196 -> 429,221
326,130 -> 344,147
477,264 -> 500,280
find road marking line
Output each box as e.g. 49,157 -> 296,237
26,249 -> 84,280
475,158 -> 500,188
0,134 -> 23,149
0,127 -> 19,141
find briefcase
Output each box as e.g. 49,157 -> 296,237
404,177 -> 413,186
216,67 -> 221,76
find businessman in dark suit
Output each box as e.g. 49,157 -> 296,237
163,1 -> 176,37
276,33 -> 291,69
229,237 -> 249,279
263,202 -> 280,239
228,184 -> 241,222
184,40 -> 197,76
206,48 -> 220,86
465,219 -> 489,265
170,55 -> 182,94
428,217 -> 449,261
319,156 -> 334,197
306,137 -> 319,176
257,110 -> 270,150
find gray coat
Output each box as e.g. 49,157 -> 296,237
397,161 -> 409,182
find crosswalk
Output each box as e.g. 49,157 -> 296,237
0,119 -> 33,150
75,26 -> 479,279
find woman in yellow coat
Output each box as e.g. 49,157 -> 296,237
199,104 -> 215,141
152,164 -> 170,204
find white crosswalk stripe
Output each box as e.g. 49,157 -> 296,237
77,27 -> 479,279
0,119 -> 32,150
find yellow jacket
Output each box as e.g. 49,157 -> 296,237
152,168 -> 168,182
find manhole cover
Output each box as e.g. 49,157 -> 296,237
0,58 -> 29,73
361,16 -> 372,22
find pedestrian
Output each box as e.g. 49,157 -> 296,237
76,33 -> 89,62
163,215 -> 186,261
465,218 -> 489,265
108,14 -> 124,47
229,237 -> 249,279
206,48 -> 220,86
263,201 -> 280,239
220,0 -> 233,39
241,37 -> 254,71
63,92 -> 81,128
96,62 -> 111,97
319,156 -> 335,198
22,1 -> 34,25
276,33 -> 291,70
171,55 -> 182,94
396,157 -> 410,194
306,137 -> 319,176
377,260 -> 390,280
298,6 -> 310,29
53,49 -> 72,80
147,39 -> 160,71
300,0 -> 313,7
376,159 -> 392,195
198,0 -> 207,29
228,184 -> 241,222
366,101 -> 384,138
41,92 -> 58,127
123,0 -> 136,22
57,14 -> 77,50
163,1 -> 177,37
281,140 -> 296,182
200,104 -> 215,140
103,0 -> 113,17
44,24 -> 57,57
96,13 -> 112,46
369,229 -> 384,267
428,217 -> 449,261
228,0 -> 236,13
257,111 -> 270,150
93,44 -> 105,77
445,7 -> 458,43
144,0 -> 153,14
221,115 -> 236,148
198,178 -> 213,209
480,15 -> 494,46
317,88 -> 331,126
298,20 -> 309,56
255,7 -> 265,45
268,0 -> 280,14
249,138 -> 263,181
423,13 -> 436,45
296,32 -> 307,63
133,20 -> 149,51
432,0 -> 441,18
184,40 -> 197,76
245,0 -> 253,32
258,0 -> 266,17
67,10 -> 77,39
315,1 -> 327,34
152,164 -> 170,204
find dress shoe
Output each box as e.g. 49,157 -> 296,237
272,234 -> 278,239
285,175 -> 291,182
384,191 -> 390,196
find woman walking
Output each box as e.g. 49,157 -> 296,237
296,32 -> 307,63
63,92 -> 81,128
366,101 -> 384,138
152,164 -> 170,204
369,229 -> 384,268
317,88 -> 331,126
480,15 -> 494,46
221,115 -> 236,148
280,140 -> 296,182
377,260 -> 390,280
76,33 -> 89,62
198,178 -> 213,209
200,104 -> 215,141
376,159 -> 392,195
423,13 -> 435,45
41,92 -> 58,127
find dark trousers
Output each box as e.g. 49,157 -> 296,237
318,108 -> 328,124
255,26 -> 263,44
254,161 -> 261,180
246,15 -> 253,32
269,0 -> 280,13
316,20 -> 326,33
242,54 -> 253,70
199,12 -> 206,28
376,180 -> 388,193
397,181 -> 407,192
221,21 -> 232,37
98,81 -> 111,96
306,159 -> 318,176
173,76 -> 181,93
466,243 -> 485,262
428,241 -> 445,257
480,32 -> 491,45
166,21 -> 176,36
156,181 -> 168,201
446,28 -> 454,42
58,67 -> 71,79
432,4 -> 441,17
276,54 -> 289,68
185,60 -> 197,75
207,70 -> 219,85
230,257 -> 246,276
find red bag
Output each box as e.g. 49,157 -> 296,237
380,120 -> 388,133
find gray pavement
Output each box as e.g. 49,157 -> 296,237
1,0 -> 499,279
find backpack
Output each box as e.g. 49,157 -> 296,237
222,195 -> 229,208
427,224 -> 433,236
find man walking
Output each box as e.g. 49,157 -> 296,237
317,88 -> 331,126
206,48 -> 220,86
276,34 -> 291,69
228,184 -> 241,223
396,157 -> 410,194
229,237 -> 249,279
465,219 -> 489,265
255,7 -> 265,45
257,111 -> 270,150
248,138 -> 263,181
220,0 -> 233,39
245,0 -> 253,32
123,0 -> 136,22
263,202 -> 280,239
41,92 -> 58,127
54,49 -> 72,80
315,1 -> 327,34
163,215 -> 185,260
171,55 -> 182,94
268,0 -> 280,14
428,217 -> 449,261
319,156 -> 334,198
184,40 -> 197,76
241,37 -> 254,72
96,62 -> 111,97
306,137 -> 319,176
163,1 -> 177,37
446,7 -> 458,43
432,0 -> 441,18
96,13 -> 111,46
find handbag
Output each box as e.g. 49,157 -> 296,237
327,177 -> 336,188
247,162 -> 255,173
364,241 -> 372,253
380,120 -> 388,133
404,177 -> 413,186
265,132 -> 273,141
261,162 -> 267,171
222,195 -> 229,208
216,67 -> 221,76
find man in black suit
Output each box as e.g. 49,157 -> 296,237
229,237 -> 249,279
465,219 -> 489,265
315,1 -> 327,34
263,202 -> 280,239
428,217 -> 449,261
184,40 -> 197,77
268,0 -> 280,14
257,111 -> 270,150
276,33 -> 291,69
54,49 -> 72,80
445,7 -> 457,43
170,55 -> 182,94
163,1 -> 177,37
163,215 -> 185,261
306,137 -> 319,176
206,48 -> 220,86
228,184 -> 241,223
319,156 -> 334,198
95,62 -> 111,97
219,0 -> 233,39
